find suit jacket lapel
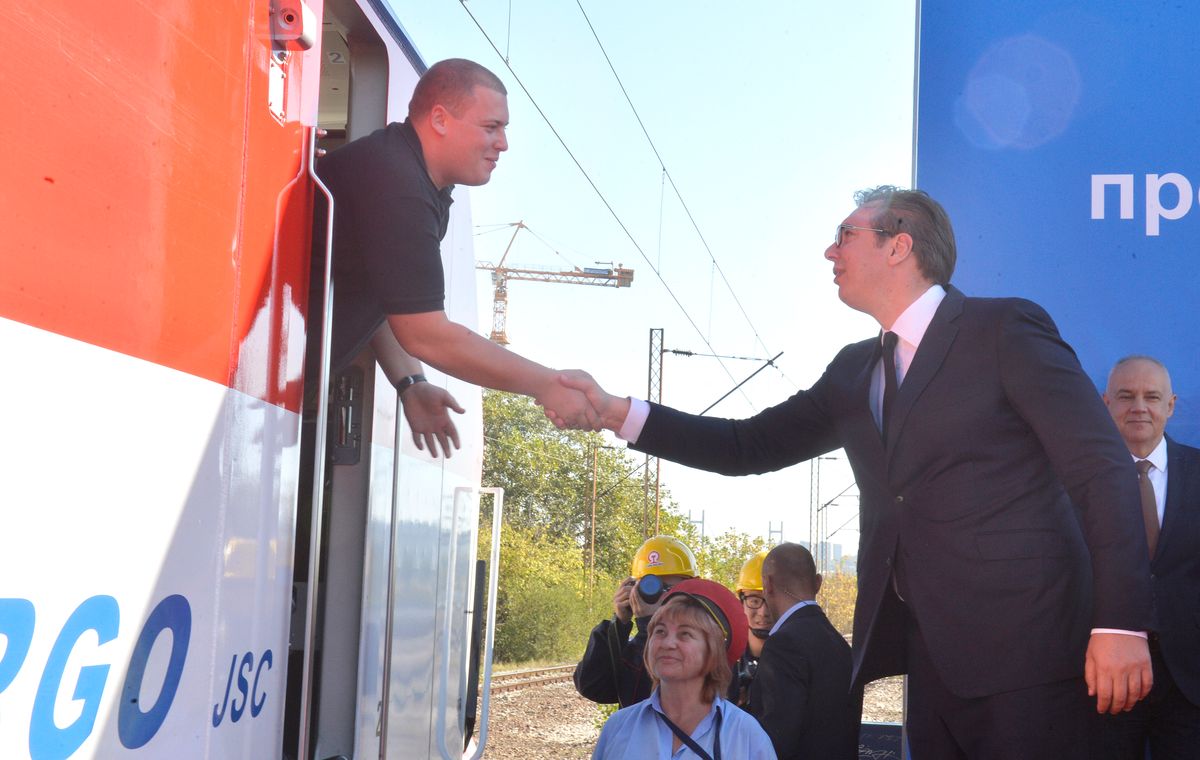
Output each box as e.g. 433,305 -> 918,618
885,287 -> 963,451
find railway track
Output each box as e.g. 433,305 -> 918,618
489,664 -> 575,694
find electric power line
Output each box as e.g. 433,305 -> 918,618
594,352 -> 780,500
457,0 -> 751,400
665,349 -> 767,362
573,0 -> 805,397
572,1 -> 772,357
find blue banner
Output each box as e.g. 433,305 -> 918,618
916,0 -> 1198,444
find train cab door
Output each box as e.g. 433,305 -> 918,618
287,1 -> 488,759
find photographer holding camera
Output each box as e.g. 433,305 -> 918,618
732,549 -> 775,706
573,535 -> 698,706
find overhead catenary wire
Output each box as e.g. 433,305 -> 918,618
819,481 -> 858,512
698,352 -> 783,415
594,352 -> 781,501
573,1 -> 795,374
664,349 -> 767,362
573,1 -> 807,393
473,223 -> 519,238
829,506 -> 862,538
504,0 -> 513,62
456,0 -> 752,403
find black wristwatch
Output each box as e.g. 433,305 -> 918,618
395,373 -> 427,395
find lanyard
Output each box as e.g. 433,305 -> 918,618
653,704 -> 722,760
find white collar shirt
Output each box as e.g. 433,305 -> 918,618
767,599 -> 818,637
871,284 -> 946,429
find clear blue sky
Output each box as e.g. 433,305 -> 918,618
391,0 -> 917,554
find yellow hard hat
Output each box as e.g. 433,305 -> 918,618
630,535 -> 698,578
736,549 -> 770,593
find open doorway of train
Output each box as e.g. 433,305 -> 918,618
285,2 -> 489,759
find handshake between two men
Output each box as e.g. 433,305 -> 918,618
541,370 -> 627,433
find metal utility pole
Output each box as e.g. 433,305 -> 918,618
809,459 -> 819,568
645,328 -> 664,536
589,443 -> 619,605
768,521 -> 784,546
688,510 -> 706,559
476,222 -> 634,344
810,455 -> 840,573
591,444 -> 598,600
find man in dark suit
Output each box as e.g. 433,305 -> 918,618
1097,355 -> 1200,758
749,543 -> 860,759
553,186 -> 1153,758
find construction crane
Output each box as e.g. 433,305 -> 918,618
476,221 -> 634,344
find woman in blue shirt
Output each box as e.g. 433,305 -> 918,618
593,578 -> 777,760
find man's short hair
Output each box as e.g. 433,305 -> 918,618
854,185 -> 957,286
1107,354 -> 1172,389
763,543 -> 818,593
1110,354 -> 1168,374
409,58 -> 507,120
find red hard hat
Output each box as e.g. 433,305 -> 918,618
663,578 -> 748,669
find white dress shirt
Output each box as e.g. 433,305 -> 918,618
870,285 -> 945,429
767,599 -> 818,636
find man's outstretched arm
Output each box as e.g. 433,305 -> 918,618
387,311 -> 600,430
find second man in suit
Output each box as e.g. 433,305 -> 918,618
1097,355 -> 1200,759
749,543 -> 860,759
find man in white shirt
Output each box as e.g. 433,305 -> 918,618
1097,356 -> 1200,759
554,186 -> 1153,759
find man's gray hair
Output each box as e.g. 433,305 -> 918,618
854,185 -> 957,286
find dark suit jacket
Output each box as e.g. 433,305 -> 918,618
1155,437 -> 1200,706
749,604 -> 861,760
573,615 -> 653,707
633,287 -> 1153,697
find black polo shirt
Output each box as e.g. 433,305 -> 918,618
313,119 -> 454,372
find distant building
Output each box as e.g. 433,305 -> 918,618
798,540 -> 843,572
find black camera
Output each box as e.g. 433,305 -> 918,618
636,574 -> 665,605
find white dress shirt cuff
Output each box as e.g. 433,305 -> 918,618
618,398 -> 650,443
1090,628 -> 1148,639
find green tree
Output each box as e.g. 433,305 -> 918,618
693,531 -> 771,590
486,524 -> 607,662
816,571 -> 856,635
481,391 -> 695,662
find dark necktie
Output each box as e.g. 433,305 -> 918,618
1136,459 -> 1160,558
881,331 -> 899,440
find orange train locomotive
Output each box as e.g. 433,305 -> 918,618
0,1 -> 496,758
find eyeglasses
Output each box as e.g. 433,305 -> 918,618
741,595 -> 766,610
834,223 -> 891,247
